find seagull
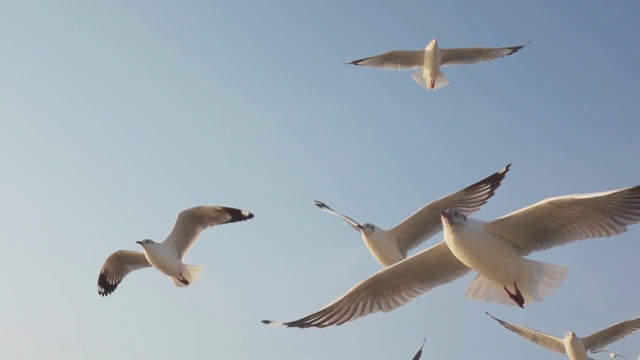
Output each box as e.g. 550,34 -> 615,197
592,350 -> 629,360
315,164 -> 511,266
97,206 -> 254,296
347,39 -> 529,91
411,337 -> 427,360
486,312 -> 640,360
262,184 -> 640,328
441,185 -> 640,308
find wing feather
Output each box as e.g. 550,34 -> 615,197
262,241 -> 470,328
486,312 -> 566,353
583,316 -> 640,351
97,250 -> 150,296
485,186 -> 640,255
163,206 -> 254,259
389,164 -> 510,255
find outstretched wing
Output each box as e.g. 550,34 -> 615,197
440,42 -> 529,66
485,312 -> 565,354
486,185 -> 640,256
315,200 -> 362,232
389,164 -> 510,256
583,316 -> 640,352
262,241 -> 470,328
348,50 -> 424,70
98,250 -> 150,296
163,206 -> 254,259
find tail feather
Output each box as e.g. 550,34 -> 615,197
170,264 -> 204,288
412,70 -> 450,91
465,260 -> 569,306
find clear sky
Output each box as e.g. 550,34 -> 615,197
1,1 -> 639,359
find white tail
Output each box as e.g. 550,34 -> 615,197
412,70 -> 450,91
170,264 -> 204,288
465,259 -> 569,306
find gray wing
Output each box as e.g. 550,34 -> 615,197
485,186 -> 640,256
347,50 -> 424,70
98,250 -> 151,296
262,241 -> 471,328
440,42 -> 529,66
315,200 -> 362,232
163,206 -> 254,259
485,313 -> 566,354
388,164 -> 510,256
411,338 -> 426,360
584,316 -> 640,352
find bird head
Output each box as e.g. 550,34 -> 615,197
360,223 -> 376,235
136,239 -> 155,247
427,38 -> 438,50
441,209 -> 467,227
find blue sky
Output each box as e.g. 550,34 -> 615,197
1,1 -> 639,359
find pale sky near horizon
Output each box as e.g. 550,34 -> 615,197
1,1 -> 639,359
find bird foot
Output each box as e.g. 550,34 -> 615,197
503,283 -> 525,308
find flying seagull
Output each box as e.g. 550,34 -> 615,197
262,184 -> 640,328
348,39 -> 529,91
441,185 -> 640,308
592,350 -> 628,360
315,164 -> 510,266
486,312 -> 640,360
411,337 -> 426,360
98,206 -> 254,296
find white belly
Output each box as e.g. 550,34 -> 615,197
445,225 -> 520,286
143,245 -> 183,277
363,233 -> 404,266
565,337 -> 591,360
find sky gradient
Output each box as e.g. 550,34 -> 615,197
1,1 -> 639,359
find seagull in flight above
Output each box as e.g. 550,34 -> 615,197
97,206 -> 254,296
262,184 -> 640,328
315,163 -> 511,266
348,39 -> 529,91
486,312 -> 640,360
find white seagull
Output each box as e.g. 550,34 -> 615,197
315,164 -> 511,266
486,312 -> 640,360
348,39 -> 529,90
441,185 -> 640,308
262,184 -> 640,328
592,350 -> 629,360
98,206 -> 254,296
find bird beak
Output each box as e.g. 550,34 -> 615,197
440,210 -> 452,221
356,224 -> 364,230
136,241 -> 143,245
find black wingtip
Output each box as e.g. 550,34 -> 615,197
346,58 -> 367,66
97,272 -> 117,297
314,200 -> 327,208
261,320 -> 270,325
223,207 -> 255,223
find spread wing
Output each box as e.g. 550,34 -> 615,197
315,200 -> 362,232
583,316 -> 640,352
347,50 -> 424,70
388,164 -> 510,256
98,250 -> 150,296
262,241 -> 470,328
440,42 -> 529,66
485,186 -> 640,256
163,206 -> 254,259
485,312 -> 566,354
